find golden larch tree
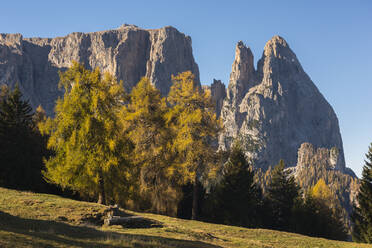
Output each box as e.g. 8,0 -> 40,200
166,71 -> 221,220
39,62 -> 132,205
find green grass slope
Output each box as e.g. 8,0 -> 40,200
0,187 -> 370,248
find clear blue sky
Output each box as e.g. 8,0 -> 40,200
1,1 -> 371,177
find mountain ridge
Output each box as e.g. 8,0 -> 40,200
0,25 -> 200,115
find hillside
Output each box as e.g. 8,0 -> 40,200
0,187 -> 369,248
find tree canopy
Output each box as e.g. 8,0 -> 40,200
166,71 -> 221,219
265,160 -> 300,230
352,143 -> 372,243
0,84 -> 47,191
120,77 -> 177,215
39,62 -> 132,205
205,141 -> 262,227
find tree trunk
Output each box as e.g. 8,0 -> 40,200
97,171 -> 106,205
191,175 -> 199,220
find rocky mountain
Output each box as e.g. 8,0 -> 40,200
294,143 -> 358,201
295,143 -> 356,177
218,36 -> 351,174
0,24 -> 199,115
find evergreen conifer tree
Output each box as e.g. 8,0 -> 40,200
206,141 -> 262,227
352,143 -> 372,243
266,160 -> 300,230
0,84 -> 45,191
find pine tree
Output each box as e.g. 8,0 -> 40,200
0,84 -> 33,129
120,77 -> 178,215
39,62 -> 132,205
206,141 -> 262,227
266,160 -> 300,230
352,143 -> 372,243
0,84 -> 45,191
167,71 -> 221,220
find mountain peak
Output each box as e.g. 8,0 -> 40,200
231,41 -> 255,80
117,24 -> 139,29
268,35 -> 288,46
263,35 -> 291,58
224,40 -> 256,102
220,35 -> 346,173
235,41 -> 252,57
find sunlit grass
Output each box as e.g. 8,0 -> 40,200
0,187 -> 370,248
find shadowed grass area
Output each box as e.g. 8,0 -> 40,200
0,210 -> 219,248
0,187 -> 371,248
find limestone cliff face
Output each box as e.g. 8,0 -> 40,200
219,36 -> 347,172
0,25 -> 199,114
295,143 -> 355,177
146,27 -> 200,96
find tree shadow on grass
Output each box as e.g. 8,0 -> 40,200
0,211 -> 221,248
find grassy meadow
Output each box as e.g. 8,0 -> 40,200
0,187 -> 370,248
